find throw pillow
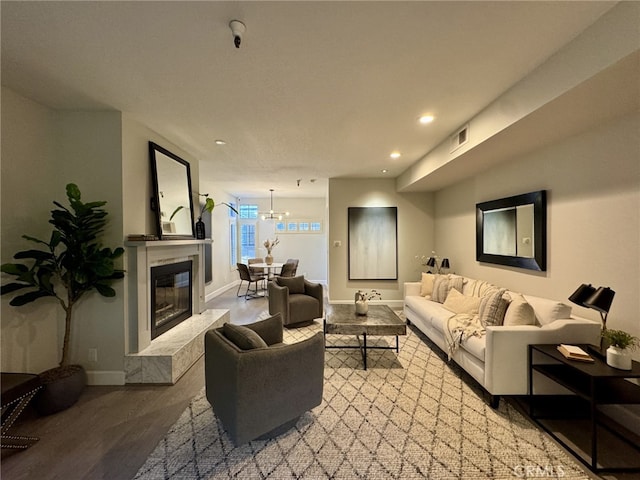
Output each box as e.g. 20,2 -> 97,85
432,274 -> 464,303
442,288 -> 482,315
466,279 -> 500,298
503,292 -> 536,326
523,295 -> 572,326
277,275 -> 305,294
420,272 -> 435,297
478,289 -> 509,327
223,323 -> 268,350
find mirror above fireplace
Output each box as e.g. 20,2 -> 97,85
476,190 -> 547,271
149,142 -> 195,239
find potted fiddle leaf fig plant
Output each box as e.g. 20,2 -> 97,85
1,183 -> 125,415
602,329 -> 639,370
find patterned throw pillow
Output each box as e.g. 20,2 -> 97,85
420,273 -> 435,297
432,274 -> 464,303
478,289 -> 509,326
466,279 -> 500,298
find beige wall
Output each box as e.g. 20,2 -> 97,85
328,178 -> 434,304
435,112 -> 640,359
1,88 -> 127,378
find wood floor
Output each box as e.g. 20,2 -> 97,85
1,286 -> 268,480
2,286 -> 639,480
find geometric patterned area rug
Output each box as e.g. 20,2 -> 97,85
134,321 -> 590,480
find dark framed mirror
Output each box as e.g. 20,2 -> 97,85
149,142 -> 195,239
476,190 -> 546,271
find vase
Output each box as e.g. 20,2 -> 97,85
35,364 -> 87,416
355,300 -> 368,316
265,254 -> 273,265
606,346 -> 632,370
195,219 -> 205,239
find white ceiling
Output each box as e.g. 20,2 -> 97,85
1,1 -> 617,198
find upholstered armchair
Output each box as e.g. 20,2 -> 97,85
204,313 -> 324,446
268,276 -> 323,327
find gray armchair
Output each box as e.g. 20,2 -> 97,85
268,275 -> 323,327
204,313 -> 324,446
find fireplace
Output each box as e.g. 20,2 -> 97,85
150,260 -> 193,340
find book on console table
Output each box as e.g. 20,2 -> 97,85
557,344 -> 595,362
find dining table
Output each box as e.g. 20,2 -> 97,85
250,262 -> 284,280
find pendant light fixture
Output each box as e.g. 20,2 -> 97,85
260,189 -> 289,220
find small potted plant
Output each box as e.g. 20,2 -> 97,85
1,184 -> 125,414
195,195 -> 238,239
354,289 -> 382,316
602,328 -> 639,370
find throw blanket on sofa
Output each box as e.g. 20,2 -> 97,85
444,314 -> 485,359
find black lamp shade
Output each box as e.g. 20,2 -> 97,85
441,258 -> 450,269
584,287 -> 615,314
426,257 -> 436,267
568,284 -> 596,307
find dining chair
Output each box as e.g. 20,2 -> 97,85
236,263 -> 264,300
278,259 -> 299,278
248,257 -> 267,288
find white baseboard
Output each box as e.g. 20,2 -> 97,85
86,370 -> 125,386
205,281 -> 240,303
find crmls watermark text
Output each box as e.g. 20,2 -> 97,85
513,465 -> 566,478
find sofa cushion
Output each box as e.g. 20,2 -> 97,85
442,288 -> 482,315
478,289 -> 509,326
462,334 -> 486,362
432,274 -> 464,303
405,296 -> 454,331
277,275 -> 305,294
222,323 -> 267,350
523,295 -> 572,326
504,292 -> 536,326
420,273 -> 435,297
465,279 -> 500,298
223,323 -> 269,350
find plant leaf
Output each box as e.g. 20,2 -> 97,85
169,205 -> 184,221
9,290 -> 53,306
1,263 -> 28,275
95,284 -> 116,297
1,282 -> 31,295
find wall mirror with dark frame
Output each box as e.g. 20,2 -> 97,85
476,190 -> 546,271
149,142 -> 195,239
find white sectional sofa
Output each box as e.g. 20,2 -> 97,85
403,275 -> 601,407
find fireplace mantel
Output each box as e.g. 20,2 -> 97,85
125,239 -> 211,353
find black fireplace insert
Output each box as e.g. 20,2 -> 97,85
150,260 -> 193,339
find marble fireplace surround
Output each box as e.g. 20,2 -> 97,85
124,240 -> 226,384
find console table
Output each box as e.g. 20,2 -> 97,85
528,344 -> 640,473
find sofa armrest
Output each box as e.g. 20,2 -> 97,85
484,319 -> 601,395
404,282 -> 421,298
304,280 -> 324,318
268,281 -> 290,323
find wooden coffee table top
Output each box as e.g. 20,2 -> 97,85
325,304 -> 406,336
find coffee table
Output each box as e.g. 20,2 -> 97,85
324,304 -> 406,370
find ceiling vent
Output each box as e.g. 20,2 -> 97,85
450,124 -> 469,153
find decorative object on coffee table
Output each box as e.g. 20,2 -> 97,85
1,184 -> 125,415
602,328 -> 639,370
354,289 -> 381,316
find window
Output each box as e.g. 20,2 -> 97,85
240,223 -> 256,263
239,204 -> 258,219
310,221 -> 322,232
299,222 -> 310,231
275,221 -> 286,233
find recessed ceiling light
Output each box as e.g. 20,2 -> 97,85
419,115 -> 435,124
214,139 -> 226,145
381,169 -> 388,174
390,151 -> 401,159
